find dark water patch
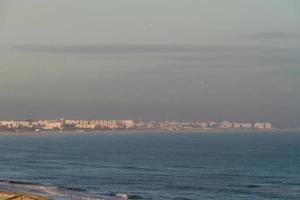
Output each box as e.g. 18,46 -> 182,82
127,194 -> 143,200
207,173 -> 285,179
244,184 -> 262,189
287,182 -> 300,186
216,188 -> 253,196
263,180 -> 284,184
168,165 -> 205,170
0,179 -> 42,186
169,185 -> 205,191
172,197 -> 193,200
118,166 -> 156,172
59,186 -> 87,192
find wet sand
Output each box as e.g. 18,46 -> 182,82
0,191 -> 50,200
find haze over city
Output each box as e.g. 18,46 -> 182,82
0,0 -> 299,125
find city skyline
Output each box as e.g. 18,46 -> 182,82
0,118 -> 273,131
0,0 -> 300,123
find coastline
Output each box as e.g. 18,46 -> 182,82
0,128 -> 299,136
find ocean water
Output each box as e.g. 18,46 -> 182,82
0,132 -> 300,200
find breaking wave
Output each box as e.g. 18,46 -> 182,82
0,179 -> 105,200
0,179 -> 143,200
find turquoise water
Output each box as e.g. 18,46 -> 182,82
0,132 -> 300,200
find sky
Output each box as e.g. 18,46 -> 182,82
0,0 -> 299,124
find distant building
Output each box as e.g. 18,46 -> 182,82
233,123 -> 241,129
38,120 -> 63,130
219,121 -> 232,129
121,120 -> 135,129
264,122 -> 272,129
254,123 -> 264,129
240,123 -> 252,129
254,122 -> 272,129
65,119 -> 120,129
198,122 -> 209,129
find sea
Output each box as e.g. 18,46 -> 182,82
0,131 -> 300,200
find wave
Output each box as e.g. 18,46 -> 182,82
0,179 -> 145,200
0,179 -> 106,200
110,193 -> 143,200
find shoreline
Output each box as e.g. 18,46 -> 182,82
0,128 -> 299,136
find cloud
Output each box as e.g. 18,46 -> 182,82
13,44 -> 212,54
11,44 -> 300,60
12,44 -> 281,54
245,32 -> 300,39
9,44 -> 300,69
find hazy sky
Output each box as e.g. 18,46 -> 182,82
0,0 -> 299,123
